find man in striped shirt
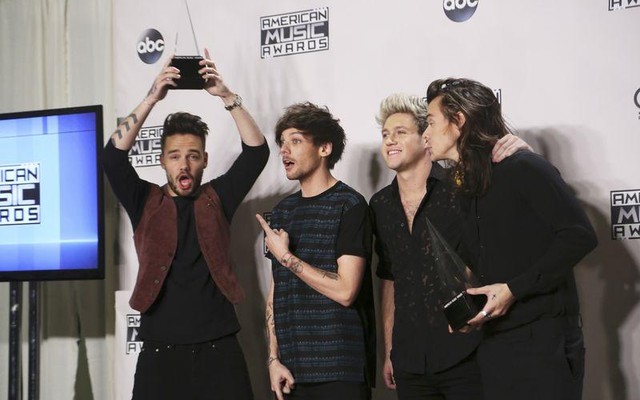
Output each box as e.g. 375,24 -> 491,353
256,102 -> 375,400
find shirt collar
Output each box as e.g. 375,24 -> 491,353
390,162 -> 449,198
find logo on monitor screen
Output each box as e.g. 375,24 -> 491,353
0,163 -> 41,226
634,87 -> 640,119
443,0 -> 478,22
611,189 -> 640,239
129,125 -> 163,168
260,8 -> 329,58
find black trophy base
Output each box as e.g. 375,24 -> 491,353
169,56 -> 205,89
443,291 -> 487,331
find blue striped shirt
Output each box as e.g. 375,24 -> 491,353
270,181 -> 375,384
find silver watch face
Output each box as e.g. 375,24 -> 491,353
226,94 -> 242,110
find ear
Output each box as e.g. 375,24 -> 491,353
203,151 -> 209,168
455,112 -> 466,130
319,142 -> 333,158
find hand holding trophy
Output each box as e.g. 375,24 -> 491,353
426,218 -> 486,331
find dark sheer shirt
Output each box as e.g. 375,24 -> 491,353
371,163 -> 481,374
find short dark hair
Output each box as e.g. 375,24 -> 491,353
426,78 -> 511,196
274,102 -> 346,170
161,112 -> 209,152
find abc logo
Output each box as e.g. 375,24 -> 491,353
137,29 -> 164,64
443,0 -> 479,23
634,88 -> 640,109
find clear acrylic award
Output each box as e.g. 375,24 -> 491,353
170,0 -> 205,90
426,218 -> 486,331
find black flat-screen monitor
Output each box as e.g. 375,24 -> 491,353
0,105 -> 104,281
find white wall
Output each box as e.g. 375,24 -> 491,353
1,0 -> 639,399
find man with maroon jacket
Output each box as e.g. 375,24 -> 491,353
103,51 -> 268,400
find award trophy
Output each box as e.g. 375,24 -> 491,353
426,218 -> 486,331
170,0 -> 205,90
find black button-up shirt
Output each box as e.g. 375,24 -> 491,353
467,151 -> 597,333
371,163 -> 481,374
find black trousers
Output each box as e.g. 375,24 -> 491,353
283,381 -> 371,400
477,316 -> 585,400
132,334 -> 253,400
393,351 -> 483,400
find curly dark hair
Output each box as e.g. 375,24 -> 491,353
275,102 -> 346,170
426,78 -> 511,196
160,112 -> 209,152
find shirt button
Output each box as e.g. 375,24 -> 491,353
160,266 -> 167,271
154,279 -> 160,284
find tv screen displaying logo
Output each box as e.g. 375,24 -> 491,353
0,105 -> 104,281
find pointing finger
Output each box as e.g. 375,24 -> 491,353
255,214 -> 271,231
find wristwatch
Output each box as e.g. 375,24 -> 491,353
224,94 -> 243,111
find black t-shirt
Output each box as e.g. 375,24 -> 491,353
102,140 -> 269,343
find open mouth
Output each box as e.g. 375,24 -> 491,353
283,159 -> 294,169
177,173 -> 193,190
387,149 -> 401,156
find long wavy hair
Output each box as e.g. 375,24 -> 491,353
426,78 -> 511,196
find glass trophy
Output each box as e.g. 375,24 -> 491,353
170,0 -> 205,90
426,218 -> 486,331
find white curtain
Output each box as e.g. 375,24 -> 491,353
0,0 -> 114,399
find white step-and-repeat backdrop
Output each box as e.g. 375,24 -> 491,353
112,1 -> 640,399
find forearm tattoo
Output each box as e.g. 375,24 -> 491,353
111,112 -> 138,145
287,256 -> 303,274
266,301 -> 275,343
321,270 -> 339,280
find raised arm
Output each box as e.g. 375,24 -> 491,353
200,48 -> 265,147
110,59 -> 178,151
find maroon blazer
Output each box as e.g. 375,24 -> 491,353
129,183 -> 245,312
